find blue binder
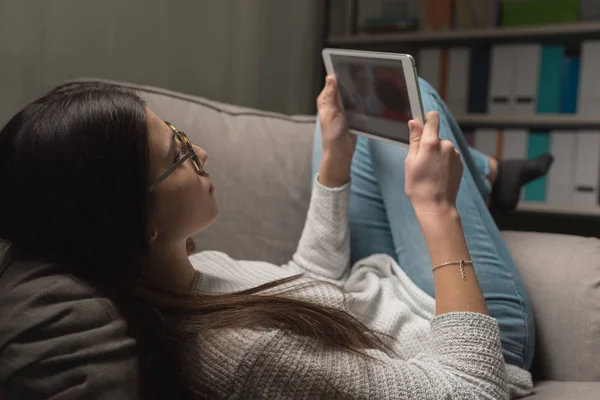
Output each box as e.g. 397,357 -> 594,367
525,46 -> 563,202
560,57 -> 580,114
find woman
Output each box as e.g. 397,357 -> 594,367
0,78 -> 533,399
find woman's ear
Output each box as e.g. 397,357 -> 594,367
149,229 -> 158,244
186,237 -> 196,255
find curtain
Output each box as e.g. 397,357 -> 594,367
0,0 -> 325,125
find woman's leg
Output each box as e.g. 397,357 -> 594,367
467,147 -> 493,200
311,78 -> 535,370
313,124 -> 396,265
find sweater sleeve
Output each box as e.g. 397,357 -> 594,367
280,177 -> 351,282
233,312 -> 508,400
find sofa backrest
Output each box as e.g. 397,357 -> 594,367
74,79 -> 316,264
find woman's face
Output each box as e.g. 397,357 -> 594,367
146,108 -> 218,242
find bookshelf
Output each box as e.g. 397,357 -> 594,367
328,21 -> 600,46
323,1 -> 600,224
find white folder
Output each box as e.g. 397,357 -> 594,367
419,48 -> 442,94
488,45 -> 516,115
474,129 -> 498,158
578,41 -> 600,116
512,44 -> 541,116
573,131 -> 600,206
501,129 -> 528,159
446,47 -> 471,116
547,132 -> 577,205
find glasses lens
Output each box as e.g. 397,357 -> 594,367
178,131 -> 203,174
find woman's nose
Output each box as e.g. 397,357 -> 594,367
194,145 -> 207,165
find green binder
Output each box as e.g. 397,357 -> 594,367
502,0 -> 579,27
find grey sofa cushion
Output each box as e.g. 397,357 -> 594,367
0,241 -> 138,399
527,381 -> 600,400
97,79 -> 316,265
502,231 -> 600,382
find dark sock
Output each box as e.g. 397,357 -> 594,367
491,153 -> 554,211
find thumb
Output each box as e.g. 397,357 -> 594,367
408,120 -> 423,156
317,75 -> 338,111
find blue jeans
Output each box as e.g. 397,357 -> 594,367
311,78 -> 534,370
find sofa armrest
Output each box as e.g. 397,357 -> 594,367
502,231 -> 600,382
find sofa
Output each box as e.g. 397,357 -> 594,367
2,78 -> 600,399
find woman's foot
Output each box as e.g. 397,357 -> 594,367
490,154 -> 554,211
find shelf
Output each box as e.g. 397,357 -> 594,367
516,202 -> 600,216
328,21 -> 600,46
455,114 -> 600,129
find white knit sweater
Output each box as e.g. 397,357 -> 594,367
189,180 -> 533,399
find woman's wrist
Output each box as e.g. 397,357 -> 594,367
415,208 -> 469,264
318,150 -> 352,188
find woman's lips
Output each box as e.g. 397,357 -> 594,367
209,183 -> 215,195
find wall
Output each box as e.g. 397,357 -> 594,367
0,0 -> 324,125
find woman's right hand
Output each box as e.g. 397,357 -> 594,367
404,112 -> 463,217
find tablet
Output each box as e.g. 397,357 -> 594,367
322,48 -> 425,146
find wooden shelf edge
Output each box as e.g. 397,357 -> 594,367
455,115 -> 600,129
516,202 -> 600,216
328,21 -> 600,45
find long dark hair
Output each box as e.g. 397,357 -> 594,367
0,82 -> 386,398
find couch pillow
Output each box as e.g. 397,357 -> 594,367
502,231 -> 600,381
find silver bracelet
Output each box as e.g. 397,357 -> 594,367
432,260 -> 473,281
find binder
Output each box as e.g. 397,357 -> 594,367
560,57 -> 580,114
573,131 -> 600,206
419,48 -> 442,94
547,132 -> 577,205
502,129 -> 529,202
578,41 -> 600,116
446,47 -> 471,115
488,45 -> 515,115
501,129 -> 528,160
524,132 -> 550,202
502,0 -> 579,27
468,47 -> 491,114
474,129 -> 498,158
513,44 -> 542,116
537,46 -> 564,114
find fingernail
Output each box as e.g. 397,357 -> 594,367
408,121 -> 415,131
325,76 -> 331,86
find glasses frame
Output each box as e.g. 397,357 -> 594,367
148,121 -> 203,193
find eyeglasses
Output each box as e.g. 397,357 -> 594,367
148,121 -> 204,193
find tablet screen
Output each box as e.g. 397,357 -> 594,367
330,54 -> 413,143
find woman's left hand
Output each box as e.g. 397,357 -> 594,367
317,75 -> 356,188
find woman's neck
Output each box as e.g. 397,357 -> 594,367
148,238 -> 196,290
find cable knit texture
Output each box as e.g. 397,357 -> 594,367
189,179 -> 534,399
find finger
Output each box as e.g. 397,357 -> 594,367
317,75 -> 337,110
440,139 -> 455,153
421,111 -> 440,143
408,120 -> 424,156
